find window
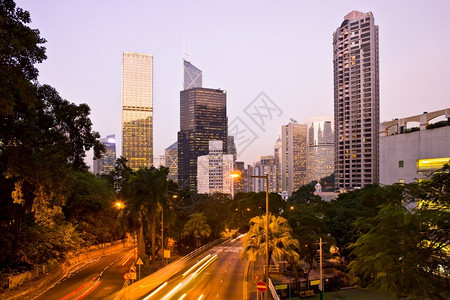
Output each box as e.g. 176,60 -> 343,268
399,160 -> 404,168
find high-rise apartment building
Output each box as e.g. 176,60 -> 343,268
178,87 -> 227,189
306,118 -> 334,183
333,11 -> 380,190
165,142 -> 178,183
197,141 -> 233,194
93,134 -> 116,175
121,52 -> 153,170
281,122 -> 308,195
251,155 -> 277,193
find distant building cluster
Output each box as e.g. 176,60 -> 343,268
93,135 -> 116,175
92,11 -> 449,199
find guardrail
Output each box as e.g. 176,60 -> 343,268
268,277 -> 280,300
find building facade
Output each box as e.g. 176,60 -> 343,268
281,122 -> 308,195
379,109 -> 450,185
197,141 -> 234,194
121,52 -> 153,170
177,87 -> 228,189
274,136 -> 282,193
165,141 -> 178,182
306,118 -> 334,183
333,11 -> 380,190
153,155 -> 165,168
93,135 -> 116,175
251,155 -> 277,193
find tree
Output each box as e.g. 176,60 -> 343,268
324,184 -> 391,263
348,173 -> 450,299
122,167 -> 169,261
241,215 -> 299,275
64,171 -> 124,245
182,212 -> 211,247
0,0 -> 46,115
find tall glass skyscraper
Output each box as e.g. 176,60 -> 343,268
333,11 -> 380,190
121,52 -> 153,170
183,60 -> 202,90
178,88 -> 227,189
281,122 -> 308,195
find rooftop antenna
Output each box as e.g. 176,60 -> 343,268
182,31 -> 191,62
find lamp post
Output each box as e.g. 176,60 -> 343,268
231,172 -> 269,300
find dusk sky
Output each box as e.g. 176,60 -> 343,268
17,0 -> 450,168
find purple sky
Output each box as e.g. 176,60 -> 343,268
17,0 -> 450,168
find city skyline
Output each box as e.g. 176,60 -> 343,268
16,0 -> 450,167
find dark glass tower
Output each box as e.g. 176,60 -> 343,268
178,88 -> 227,189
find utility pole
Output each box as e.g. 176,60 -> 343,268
315,238 -> 327,300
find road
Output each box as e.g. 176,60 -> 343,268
35,247 -> 135,300
136,237 -> 245,300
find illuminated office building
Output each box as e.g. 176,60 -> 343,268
93,135 -> 116,175
121,52 -> 153,170
178,88 -> 227,189
333,11 -> 380,190
281,122 -> 308,195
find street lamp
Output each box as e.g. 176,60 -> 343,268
231,171 -> 269,299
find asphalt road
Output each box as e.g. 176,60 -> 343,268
35,247 -> 135,300
138,238 -> 245,300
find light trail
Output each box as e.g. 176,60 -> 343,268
198,295 -> 204,300
182,254 -> 211,277
142,281 -> 168,300
75,278 -> 101,300
178,294 -> 187,300
161,282 -> 182,300
193,254 -> 218,278
121,251 -> 135,266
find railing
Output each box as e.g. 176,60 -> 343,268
268,277 -> 280,300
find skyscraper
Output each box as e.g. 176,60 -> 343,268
281,122 -> 308,195
305,118 -> 334,183
274,136 -> 282,193
251,155 -> 277,193
178,87 -> 227,189
333,11 -> 380,190
121,52 -> 153,170
93,134 -> 116,175
165,142 -> 178,183
183,60 -> 203,90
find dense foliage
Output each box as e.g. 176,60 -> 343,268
0,0 -> 121,273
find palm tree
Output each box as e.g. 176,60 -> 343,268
182,212 -> 211,247
123,167 -> 169,261
241,214 -> 300,278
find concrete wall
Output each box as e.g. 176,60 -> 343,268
380,126 -> 450,185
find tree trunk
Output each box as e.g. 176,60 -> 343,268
137,222 -> 145,260
151,211 -> 156,261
